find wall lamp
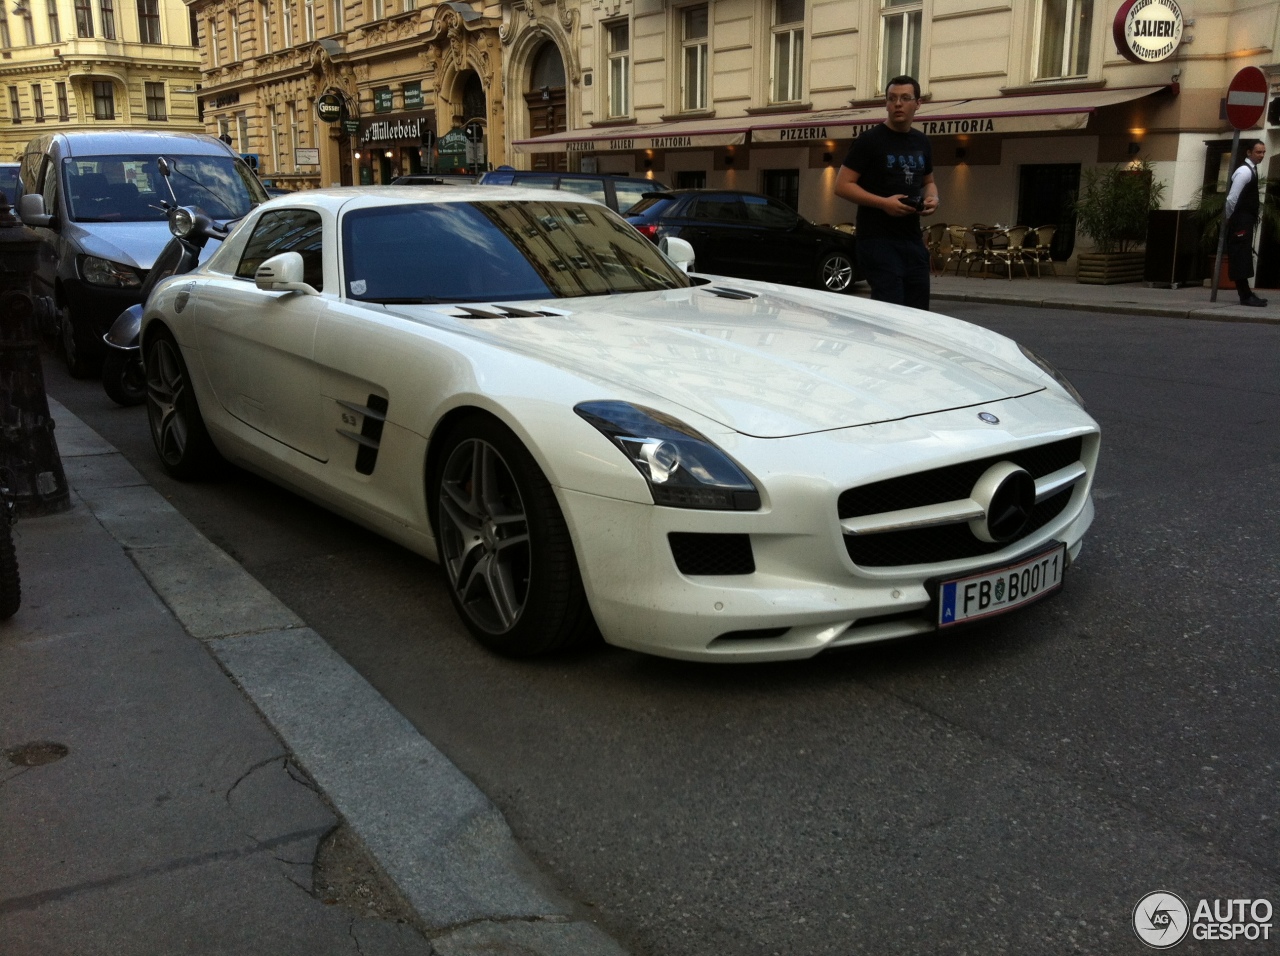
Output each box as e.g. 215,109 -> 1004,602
822,151 -> 833,164
955,147 -> 967,160
384,150 -> 393,158
1127,142 -> 1141,155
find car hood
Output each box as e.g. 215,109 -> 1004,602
65,220 -> 176,271
393,285 -> 1046,438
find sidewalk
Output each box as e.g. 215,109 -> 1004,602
0,400 -> 628,956
924,271 -> 1280,322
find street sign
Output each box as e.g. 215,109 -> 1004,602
1226,66 -> 1268,131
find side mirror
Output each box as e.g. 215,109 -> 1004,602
659,236 -> 696,274
18,194 -> 52,228
254,252 -> 319,295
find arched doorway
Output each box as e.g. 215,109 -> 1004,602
525,42 -> 567,172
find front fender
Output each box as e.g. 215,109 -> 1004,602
103,304 -> 143,352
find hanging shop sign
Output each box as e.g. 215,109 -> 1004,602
358,110 -> 436,147
403,82 -> 424,110
1113,0 -> 1184,64
316,93 -> 345,123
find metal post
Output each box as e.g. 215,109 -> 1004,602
1209,129 -> 1241,303
0,192 -> 71,517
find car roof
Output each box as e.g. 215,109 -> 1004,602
51,130 -> 238,158
482,169 -> 665,185
253,184 -> 616,213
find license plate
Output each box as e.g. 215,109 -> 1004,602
937,544 -> 1066,627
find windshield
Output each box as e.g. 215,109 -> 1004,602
63,153 -> 267,223
341,199 -> 691,303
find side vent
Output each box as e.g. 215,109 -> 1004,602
704,286 -> 758,300
336,395 -> 389,475
669,532 -> 755,575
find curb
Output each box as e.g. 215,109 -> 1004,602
928,288 -> 1280,324
48,397 -> 630,956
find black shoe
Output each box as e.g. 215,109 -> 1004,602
1243,296 -> 1269,307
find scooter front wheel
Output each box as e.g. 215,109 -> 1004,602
102,349 -> 147,407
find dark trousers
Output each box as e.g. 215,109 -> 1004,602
1227,222 -> 1256,301
857,238 -> 931,310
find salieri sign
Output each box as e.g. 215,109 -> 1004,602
1113,0 -> 1184,63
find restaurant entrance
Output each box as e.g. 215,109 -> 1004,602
1017,164 -> 1080,261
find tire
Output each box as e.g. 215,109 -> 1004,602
818,251 -> 856,294
102,349 -> 147,407
60,305 -> 105,379
0,519 -> 20,621
145,327 -> 220,480
431,415 -> 595,657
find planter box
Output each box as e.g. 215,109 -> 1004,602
1076,252 -> 1146,285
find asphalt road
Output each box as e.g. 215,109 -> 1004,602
44,304 -> 1280,955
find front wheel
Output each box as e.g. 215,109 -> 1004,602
817,251 -> 856,294
432,415 -> 595,657
145,328 -> 220,480
102,349 -> 147,407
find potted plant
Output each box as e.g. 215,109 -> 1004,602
1187,177 -> 1280,289
1073,159 -> 1166,284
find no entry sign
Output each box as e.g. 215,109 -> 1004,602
1226,66 -> 1268,131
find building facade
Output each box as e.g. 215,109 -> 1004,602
0,0 -> 203,161
503,0 -> 1280,273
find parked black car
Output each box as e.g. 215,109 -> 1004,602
626,189 -> 859,293
478,169 -> 668,214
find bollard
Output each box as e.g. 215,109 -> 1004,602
0,190 -> 71,517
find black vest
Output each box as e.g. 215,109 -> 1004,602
1229,162 -> 1260,228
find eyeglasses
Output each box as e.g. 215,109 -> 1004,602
886,95 -> 917,105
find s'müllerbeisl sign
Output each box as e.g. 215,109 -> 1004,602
1113,0 -> 1184,64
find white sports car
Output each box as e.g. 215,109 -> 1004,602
142,186 -> 1099,662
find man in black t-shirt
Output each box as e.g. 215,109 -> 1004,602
834,75 -> 938,310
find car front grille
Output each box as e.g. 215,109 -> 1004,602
838,437 -> 1084,568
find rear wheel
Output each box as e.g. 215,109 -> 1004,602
145,327 -> 220,479
102,349 -> 147,406
432,415 -> 595,657
818,251 -> 856,293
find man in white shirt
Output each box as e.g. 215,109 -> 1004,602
1224,139 -> 1267,307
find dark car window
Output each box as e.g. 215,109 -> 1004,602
0,166 -> 18,205
341,199 -> 689,303
626,194 -> 675,217
557,178 -> 608,204
63,153 -> 265,223
614,181 -> 658,214
742,194 -> 799,228
692,195 -> 746,222
235,208 -> 325,291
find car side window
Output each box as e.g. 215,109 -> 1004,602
613,182 -> 653,215
41,158 -> 60,216
511,175 -> 559,191
742,194 -> 798,229
557,178 -> 607,205
234,209 -> 324,291
692,195 -> 746,222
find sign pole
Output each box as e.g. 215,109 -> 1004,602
1209,129 -> 1240,304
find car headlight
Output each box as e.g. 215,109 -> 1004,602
79,255 -> 142,289
575,400 -> 761,511
1019,343 -> 1085,408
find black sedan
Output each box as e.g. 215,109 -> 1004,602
626,189 -> 859,293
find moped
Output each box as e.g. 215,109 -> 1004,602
101,158 -> 229,406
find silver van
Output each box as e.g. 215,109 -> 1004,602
18,130 -> 267,376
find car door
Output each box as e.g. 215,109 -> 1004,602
194,207 -> 329,461
740,193 -> 812,285
680,193 -> 749,277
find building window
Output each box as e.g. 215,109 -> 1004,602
288,101 -> 299,171
32,83 -> 44,121
303,0 -> 313,39
880,0 -> 920,91
100,0 -> 115,38
230,9 -> 240,58
268,105 -> 281,172
47,0 -> 61,41
329,0 -> 342,32
372,0 -> 384,20
93,81 -> 115,120
137,0 -> 162,43
209,19 -> 220,65
1036,0 -> 1093,80
260,0 -> 272,52
56,82 -> 69,119
146,81 -> 166,120
0,8 -> 10,48
8,86 -> 21,124
606,19 -> 630,118
79,0 -> 101,40
281,0 -> 292,46
771,0 -> 804,103
403,0 -> 415,11
237,111 -> 249,153
22,11 -> 35,45
681,5 -> 708,112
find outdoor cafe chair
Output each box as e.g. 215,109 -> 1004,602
925,222 -> 950,275
1026,224 -> 1058,276
943,224 -> 976,275
991,225 -> 1031,280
